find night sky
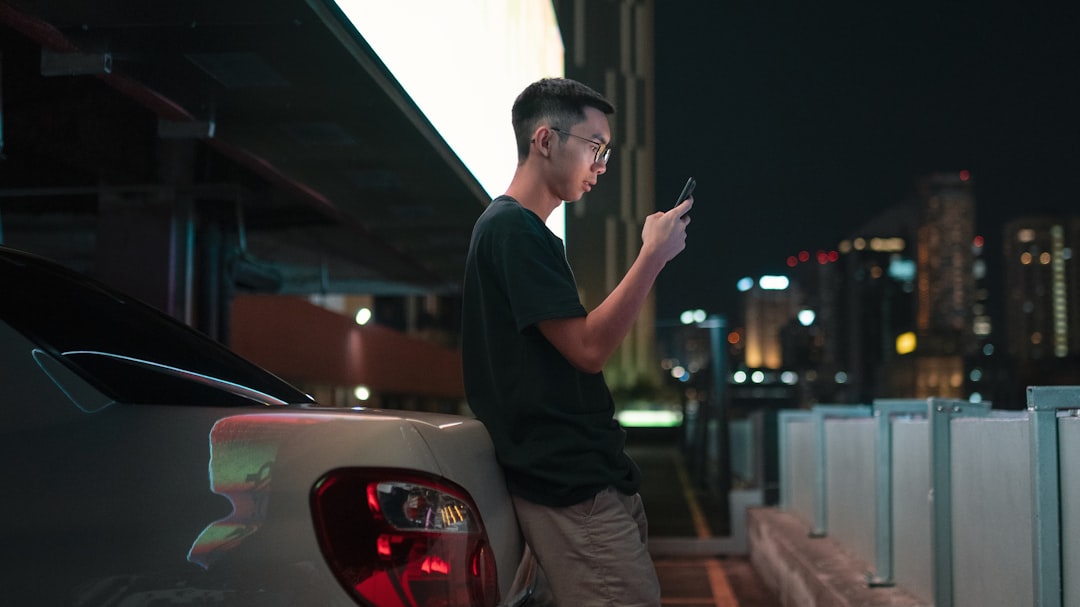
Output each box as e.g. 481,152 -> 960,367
651,2 -> 1079,321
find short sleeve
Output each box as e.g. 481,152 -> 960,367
488,208 -> 586,332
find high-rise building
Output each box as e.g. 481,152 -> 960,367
909,172 -> 978,398
834,202 -> 920,401
1003,215 -> 1080,361
741,277 -> 801,370
789,172 -> 981,402
556,0 -> 659,392
915,173 -> 977,349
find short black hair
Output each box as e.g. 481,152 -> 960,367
511,78 -> 614,161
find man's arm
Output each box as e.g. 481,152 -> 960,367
538,198 -> 693,374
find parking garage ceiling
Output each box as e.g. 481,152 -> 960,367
0,0 -> 490,295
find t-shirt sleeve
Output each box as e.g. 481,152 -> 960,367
493,217 -> 586,332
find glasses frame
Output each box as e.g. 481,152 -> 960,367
551,127 -> 612,165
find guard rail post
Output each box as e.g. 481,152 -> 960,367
868,399 -> 929,587
930,397 -> 991,607
1028,385 -> 1080,607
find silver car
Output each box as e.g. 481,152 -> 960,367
0,245 -> 539,606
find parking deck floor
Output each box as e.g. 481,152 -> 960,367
629,439 -> 779,607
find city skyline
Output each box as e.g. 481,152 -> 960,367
651,2 -> 1079,320
722,192 -> 1080,407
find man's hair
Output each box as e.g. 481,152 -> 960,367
511,78 -> 614,162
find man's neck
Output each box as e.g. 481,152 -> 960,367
505,174 -> 562,221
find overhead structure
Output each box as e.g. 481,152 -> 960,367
0,0 -> 488,301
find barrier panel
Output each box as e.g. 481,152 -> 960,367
825,415 -> 876,566
769,386 -> 1080,607
777,410 -> 815,525
891,415 -> 932,600
867,400 -> 928,588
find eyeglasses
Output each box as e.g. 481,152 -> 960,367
551,128 -> 613,165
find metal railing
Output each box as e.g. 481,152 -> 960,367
775,385 -> 1080,607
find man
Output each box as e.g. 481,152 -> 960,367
461,77 -> 692,606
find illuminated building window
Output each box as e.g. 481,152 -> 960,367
1018,228 -> 1036,243
896,332 -> 917,355
973,258 -> 987,279
1051,224 -> 1067,358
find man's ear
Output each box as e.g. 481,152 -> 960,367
531,126 -> 554,158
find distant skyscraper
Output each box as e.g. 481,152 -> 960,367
1003,215 -> 1080,360
915,173 -> 977,348
911,172 -> 978,398
557,0 -> 659,391
742,279 -> 800,370
799,172 -> 979,401
834,202 -> 920,401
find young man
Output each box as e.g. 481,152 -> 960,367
461,77 -> 693,606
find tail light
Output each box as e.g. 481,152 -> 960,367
311,468 -> 498,607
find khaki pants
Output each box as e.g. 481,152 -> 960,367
511,487 -> 661,607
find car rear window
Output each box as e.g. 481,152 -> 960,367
0,248 -> 313,406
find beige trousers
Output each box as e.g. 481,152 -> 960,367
511,487 -> 661,607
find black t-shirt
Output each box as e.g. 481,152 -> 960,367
461,196 -> 640,507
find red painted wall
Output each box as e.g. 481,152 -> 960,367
231,295 -> 463,398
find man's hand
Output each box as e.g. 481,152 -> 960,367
537,195 -> 694,374
641,196 -> 693,264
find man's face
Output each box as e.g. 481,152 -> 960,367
550,106 -> 611,203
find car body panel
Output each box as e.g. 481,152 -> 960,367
0,246 -> 530,606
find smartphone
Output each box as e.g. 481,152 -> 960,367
674,177 -> 696,208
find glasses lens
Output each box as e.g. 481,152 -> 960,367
599,146 -> 612,164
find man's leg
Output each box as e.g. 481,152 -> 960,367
512,488 -> 660,607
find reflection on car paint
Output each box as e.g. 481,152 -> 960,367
188,413 -> 327,568
32,348 -> 115,413
62,350 -> 292,405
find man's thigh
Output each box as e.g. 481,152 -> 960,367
512,488 -> 660,607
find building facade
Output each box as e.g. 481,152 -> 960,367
1002,215 -> 1080,395
556,0 -> 660,393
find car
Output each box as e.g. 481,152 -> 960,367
0,245 -> 540,606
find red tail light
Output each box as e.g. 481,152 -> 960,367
310,468 -> 498,607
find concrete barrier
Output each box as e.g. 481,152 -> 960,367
747,507 -> 929,607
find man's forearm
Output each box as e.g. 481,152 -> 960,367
538,248 -> 665,374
